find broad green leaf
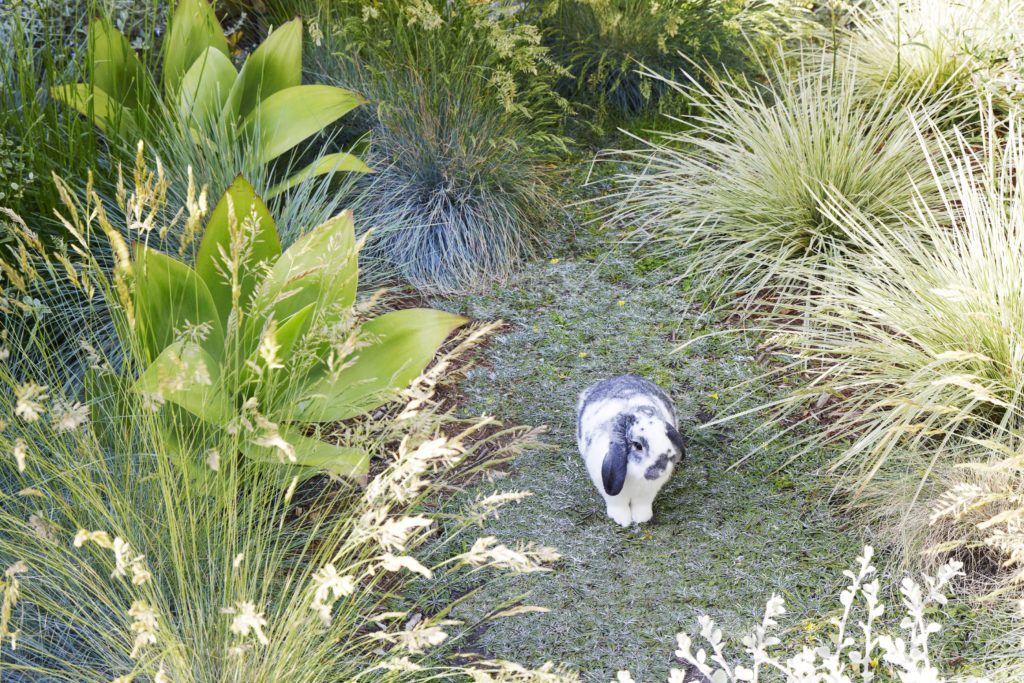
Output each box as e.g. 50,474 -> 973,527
195,176 -> 281,324
134,244 -> 225,362
265,151 -> 372,200
256,209 -> 359,326
178,47 -> 237,129
50,84 -> 127,136
241,301 -> 316,395
220,18 -> 302,124
87,18 -> 149,109
294,309 -> 468,422
133,342 -> 232,424
241,425 -> 369,483
242,85 -> 365,162
163,0 -> 229,99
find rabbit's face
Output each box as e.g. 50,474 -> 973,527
621,411 -> 685,481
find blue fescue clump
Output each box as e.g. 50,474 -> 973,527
349,70 -> 560,292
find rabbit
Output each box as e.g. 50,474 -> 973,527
576,374 -> 685,526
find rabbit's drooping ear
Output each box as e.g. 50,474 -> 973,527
666,425 -> 685,458
602,441 -> 628,496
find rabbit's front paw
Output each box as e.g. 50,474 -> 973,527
631,503 -> 653,524
606,501 -> 632,527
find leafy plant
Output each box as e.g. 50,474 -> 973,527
45,153 -> 467,481
0,288 -> 569,679
51,0 -> 368,202
607,47 -> 953,312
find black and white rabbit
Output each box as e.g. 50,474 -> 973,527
576,374 -> 685,526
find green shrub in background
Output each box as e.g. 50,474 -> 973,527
531,0 -> 810,123
270,0 -> 571,123
607,47 -> 954,313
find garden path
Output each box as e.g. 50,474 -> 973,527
428,198 -> 986,681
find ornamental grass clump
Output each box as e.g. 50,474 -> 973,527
720,105 -> 1024,609
302,0 -> 568,292
845,0 -> 1024,112
608,48 -> 953,312
344,68 -> 561,293
0,184 -> 572,681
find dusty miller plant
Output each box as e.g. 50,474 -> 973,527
617,547 -> 989,683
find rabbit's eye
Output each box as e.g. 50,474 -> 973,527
630,440 -> 643,451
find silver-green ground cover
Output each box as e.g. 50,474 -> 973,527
428,217 -> 990,681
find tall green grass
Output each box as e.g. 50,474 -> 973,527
608,47 -> 956,312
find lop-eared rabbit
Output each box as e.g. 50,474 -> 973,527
576,374 -> 684,526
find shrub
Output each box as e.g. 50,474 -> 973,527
531,0 -> 807,121
344,68 -> 561,293
0,193 -> 572,681
619,546 -> 991,683
844,0 -> 1024,112
607,48 -> 953,312
293,0 -> 570,122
